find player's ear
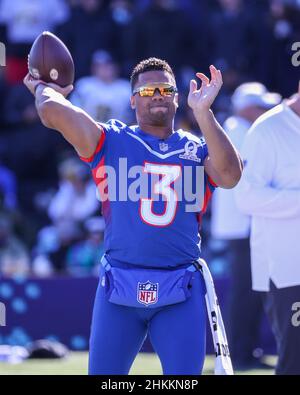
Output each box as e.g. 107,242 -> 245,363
130,95 -> 136,110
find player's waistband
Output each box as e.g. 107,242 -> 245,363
101,254 -> 201,272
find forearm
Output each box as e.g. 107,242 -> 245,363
33,82 -> 101,158
35,84 -> 69,128
23,73 -> 102,158
194,109 -> 242,187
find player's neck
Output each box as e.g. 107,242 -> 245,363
138,123 -> 173,139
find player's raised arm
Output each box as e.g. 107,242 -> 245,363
24,31 -> 101,159
23,73 -> 101,159
188,65 -> 243,189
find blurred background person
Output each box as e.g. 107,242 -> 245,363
31,220 -> 83,275
257,0 -> 300,97
207,0 -> 261,91
0,162 -> 18,212
131,0 -> 196,76
235,81 -> 300,375
70,49 -> 132,123
55,0 -> 114,79
48,156 -> 100,228
66,216 -> 105,277
0,215 -> 30,277
107,0 -> 137,76
0,0 -> 69,85
2,81 -> 70,246
211,82 -> 281,370
30,156 -> 100,275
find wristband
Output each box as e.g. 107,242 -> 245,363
34,82 -> 46,94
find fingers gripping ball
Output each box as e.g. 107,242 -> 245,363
28,31 -> 74,87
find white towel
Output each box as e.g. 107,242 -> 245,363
196,258 -> 234,375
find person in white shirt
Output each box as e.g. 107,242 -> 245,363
235,81 -> 300,375
0,0 -> 69,44
70,49 -> 132,123
48,157 -> 100,225
211,82 -> 281,370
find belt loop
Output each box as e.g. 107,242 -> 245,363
192,260 -> 203,273
187,264 -> 197,272
101,254 -> 111,271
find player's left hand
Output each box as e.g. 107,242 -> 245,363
188,65 -> 223,113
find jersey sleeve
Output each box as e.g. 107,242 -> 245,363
78,119 -> 127,169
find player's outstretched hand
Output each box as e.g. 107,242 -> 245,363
188,65 -> 223,113
23,73 -> 73,98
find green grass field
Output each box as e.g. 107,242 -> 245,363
0,352 -> 277,375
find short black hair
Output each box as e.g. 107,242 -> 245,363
130,57 -> 176,91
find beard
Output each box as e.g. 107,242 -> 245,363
147,104 -> 172,126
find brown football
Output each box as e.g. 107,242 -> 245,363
28,31 -> 74,87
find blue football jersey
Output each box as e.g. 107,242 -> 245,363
80,119 -> 216,268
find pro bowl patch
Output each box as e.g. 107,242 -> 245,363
179,140 -> 202,163
137,281 -> 158,306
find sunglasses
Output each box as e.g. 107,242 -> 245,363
133,83 -> 178,97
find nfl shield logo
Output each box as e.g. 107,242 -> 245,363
137,281 -> 159,306
159,142 -> 169,152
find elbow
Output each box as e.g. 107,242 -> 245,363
232,167 -> 243,187
216,154 -> 244,189
226,171 -> 242,189
227,156 -> 244,188
219,166 -> 243,189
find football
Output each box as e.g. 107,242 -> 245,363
28,31 -> 74,87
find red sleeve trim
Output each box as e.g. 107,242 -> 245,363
207,175 -> 218,187
202,184 -> 213,214
79,126 -> 106,163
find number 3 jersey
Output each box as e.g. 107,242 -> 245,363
80,119 -> 217,268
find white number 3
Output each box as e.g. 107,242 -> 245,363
140,162 -> 181,227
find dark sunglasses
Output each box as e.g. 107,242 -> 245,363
132,83 -> 178,97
